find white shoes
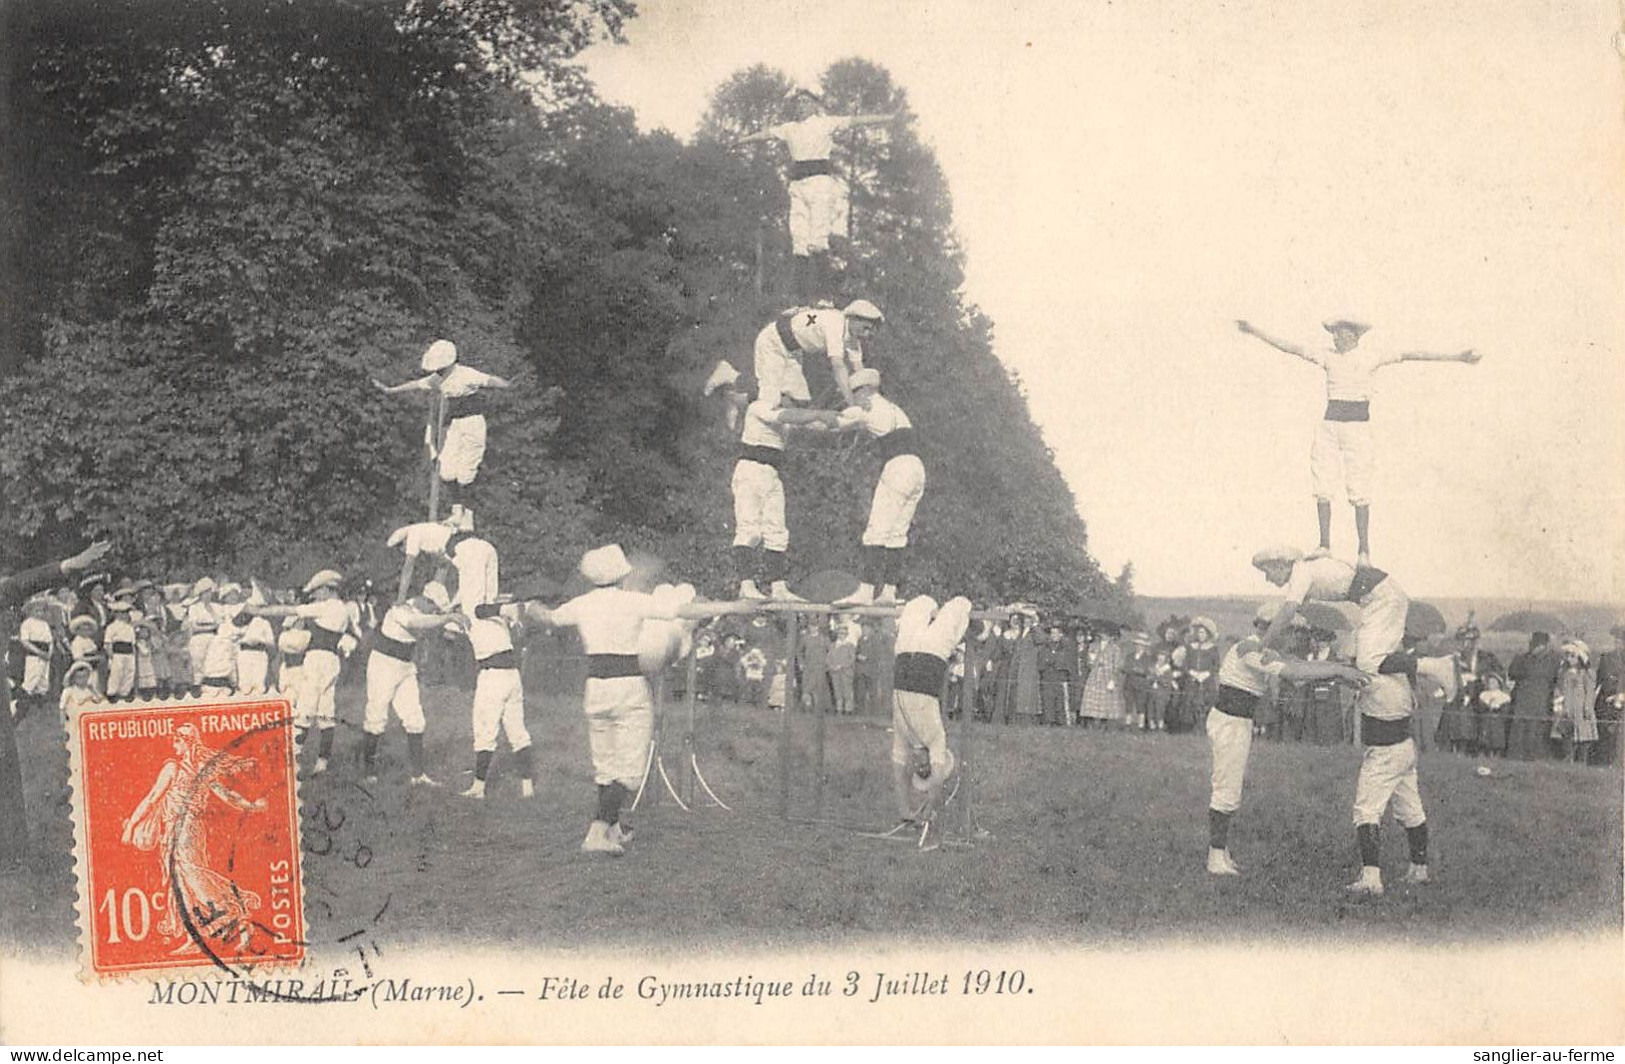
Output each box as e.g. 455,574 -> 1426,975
460,780 -> 486,800
581,820 -> 625,856
409,774 -> 440,788
520,779 -> 535,799
875,585 -> 900,606
1305,546 -> 1331,561
738,580 -> 767,602
834,583 -> 875,607
609,822 -> 635,846
1403,863 -> 1429,885
1345,869 -> 1385,896
1356,551 -> 1372,568
312,757 -> 329,775
1206,849 -> 1243,876
769,581 -> 806,602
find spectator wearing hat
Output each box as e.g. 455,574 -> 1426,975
183,578 -> 223,697
246,570 -> 350,773
60,660 -> 103,716
733,90 -> 896,301
14,598 -> 55,720
131,585 -> 167,700
1078,624 -> 1125,727
0,540 -> 110,867
827,620 -> 857,716
1593,627 -> 1625,766
374,340 -> 512,526
1037,624 -> 1075,726
158,584 -> 191,697
1121,631 -> 1155,731
1304,627 -> 1347,745
68,615 -> 103,692
1506,632 -> 1561,761
797,616 -> 832,717
1554,641 -> 1598,764
832,367 -> 924,607
1236,318 -> 1479,566
74,572 -> 112,636
1441,621 -> 1501,755
198,583 -> 248,697
1180,617 -> 1222,734
102,598 -> 138,701
235,586 -> 278,695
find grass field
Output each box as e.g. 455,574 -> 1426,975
3,673 -> 1620,959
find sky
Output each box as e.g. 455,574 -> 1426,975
579,0 -> 1625,601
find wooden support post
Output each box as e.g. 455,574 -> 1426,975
779,615 -> 800,820
810,621 -> 827,819
683,642 -> 699,808
957,632 -> 980,837
426,390 -> 447,523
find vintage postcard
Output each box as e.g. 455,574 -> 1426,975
1,0 -> 1622,1048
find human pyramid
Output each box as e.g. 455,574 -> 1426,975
1214,316 -> 1482,896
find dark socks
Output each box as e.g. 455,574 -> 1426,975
514,745 -> 534,782
763,549 -> 788,585
861,545 -> 887,587
360,732 -> 380,772
1357,823 -> 1380,867
474,750 -> 493,782
406,732 -> 426,776
733,545 -> 758,588
885,548 -> 906,590
1208,808 -> 1231,850
317,727 -> 335,760
1406,822 -> 1428,865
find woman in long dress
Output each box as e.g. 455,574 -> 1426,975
121,723 -> 268,954
1078,625 -> 1126,726
1554,641 -> 1598,764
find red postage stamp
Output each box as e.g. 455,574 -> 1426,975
68,697 -> 305,978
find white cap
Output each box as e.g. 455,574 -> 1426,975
1190,616 -> 1217,637
580,544 -> 632,587
190,576 -> 217,598
849,368 -> 881,392
1254,602 -> 1279,624
843,299 -> 884,323
420,339 -> 458,373
69,614 -> 97,632
703,360 -> 741,397
1322,318 -> 1371,337
421,581 -> 452,612
303,569 -> 344,594
1251,545 -> 1303,569
216,582 -> 244,600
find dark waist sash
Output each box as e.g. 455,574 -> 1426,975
1347,565 -> 1389,603
477,649 -> 519,671
738,445 -> 784,470
282,652 -> 306,668
239,643 -> 273,655
307,627 -> 343,655
1362,714 -> 1413,746
202,676 -> 234,688
1214,684 -> 1260,720
1324,399 -> 1371,422
109,641 -> 136,655
894,652 -> 949,698
876,427 -> 920,463
189,626 -> 217,637
789,159 -> 834,180
774,313 -> 803,353
444,393 -> 491,420
373,633 -> 416,663
588,654 -> 642,680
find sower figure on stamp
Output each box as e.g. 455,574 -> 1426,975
1236,317 -> 1480,565
888,594 -> 973,851
244,569 -> 350,775
831,368 -> 925,607
733,88 -> 896,302
361,581 -> 465,786
374,339 -> 511,526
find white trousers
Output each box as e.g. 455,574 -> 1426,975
788,174 -> 848,255
436,414 -> 487,485
237,650 -> 270,695
732,459 -> 788,551
472,667 -> 530,753
21,656 -> 49,696
891,690 -> 951,773
1206,707 -> 1254,814
583,676 -> 653,788
862,455 -> 925,548
1311,418 -> 1375,506
106,655 -> 136,698
364,654 -> 425,736
293,650 -> 341,729
1352,737 -> 1425,827
1353,576 -> 1409,674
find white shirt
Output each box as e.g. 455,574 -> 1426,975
769,115 -> 845,162
103,618 -> 136,653
467,616 -> 515,660
239,617 -> 276,652
1282,556 -> 1356,605
295,599 -> 350,635
836,395 -> 912,438
18,617 -> 52,654
185,601 -> 221,634
1305,344 -> 1402,402
437,364 -> 501,402
739,400 -> 792,450
549,587 -> 669,656
895,597 -> 972,660
378,604 -> 423,645
1217,636 -> 1286,697
782,306 -> 852,367
202,620 -> 241,678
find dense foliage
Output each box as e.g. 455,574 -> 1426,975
1,1 -> 1126,612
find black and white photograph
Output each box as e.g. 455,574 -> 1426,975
0,0 -> 1621,1047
